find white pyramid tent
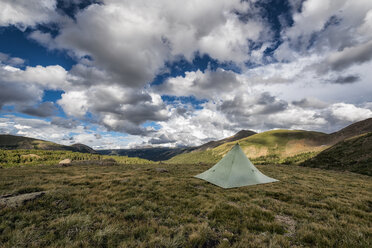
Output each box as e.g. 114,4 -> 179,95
195,143 -> 278,188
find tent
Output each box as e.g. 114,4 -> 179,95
194,143 -> 278,188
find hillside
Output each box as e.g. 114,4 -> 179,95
301,132 -> 372,176
328,118 -> 372,144
71,143 -> 97,154
193,130 -> 256,151
168,130 -> 329,164
0,135 -> 96,154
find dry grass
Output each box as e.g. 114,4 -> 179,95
0,163 -> 371,247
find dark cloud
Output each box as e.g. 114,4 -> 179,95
101,119 -> 152,136
333,75 -> 360,84
220,92 -> 288,118
21,102 -> 57,117
176,107 -> 187,116
326,41 -> 372,72
51,117 -> 79,129
0,81 -> 41,108
54,3 -> 170,88
292,98 -> 328,109
90,90 -> 152,113
120,105 -> 168,125
256,93 -> 288,115
149,134 -> 176,145
195,68 -> 240,91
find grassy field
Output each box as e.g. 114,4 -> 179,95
0,163 -> 371,247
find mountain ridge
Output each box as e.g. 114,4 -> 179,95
0,135 -> 96,154
97,130 -> 257,161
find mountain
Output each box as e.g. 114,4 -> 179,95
0,135 -> 96,154
328,118 -> 372,144
71,143 -> 97,154
97,130 -> 256,161
193,130 -> 256,151
301,132 -> 372,176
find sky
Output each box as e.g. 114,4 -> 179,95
0,0 -> 372,149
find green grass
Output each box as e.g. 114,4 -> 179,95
0,163 -> 371,247
166,150 -> 221,164
0,149 -> 154,167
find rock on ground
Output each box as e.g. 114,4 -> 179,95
58,159 -> 72,166
0,191 -> 46,208
275,214 -> 296,237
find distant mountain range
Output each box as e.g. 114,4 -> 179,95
98,130 -> 257,161
97,147 -> 191,161
1,118 -> 372,171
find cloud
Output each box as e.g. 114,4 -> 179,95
219,92 -> 288,120
30,0 -> 270,90
20,102 -> 57,117
292,97 -> 328,109
0,61 -> 68,111
0,64 -> 68,89
0,80 -> 42,109
0,52 -> 25,66
0,0 -> 58,30
156,68 -> 241,99
57,85 -> 168,135
51,117 -> 79,129
328,103 -> 372,122
333,75 -> 360,84
149,134 -> 176,145
276,0 -> 372,61
325,40 -> 372,71
57,91 -> 88,118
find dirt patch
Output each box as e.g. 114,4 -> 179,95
284,139 -> 327,157
21,154 -> 41,159
275,214 -> 296,237
0,191 -> 46,208
243,146 -> 269,158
